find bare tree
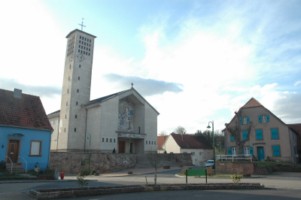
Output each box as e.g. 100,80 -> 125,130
175,126 -> 186,134
225,110 -> 253,154
147,152 -> 160,185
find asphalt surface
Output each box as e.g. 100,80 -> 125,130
0,168 -> 301,200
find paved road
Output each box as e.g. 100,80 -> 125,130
1,170 -> 301,200
56,189 -> 301,200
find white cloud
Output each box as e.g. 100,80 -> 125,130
0,0 -> 65,87
294,80 -> 301,87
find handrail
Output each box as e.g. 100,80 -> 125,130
18,156 -> 28,173
6,156 -> 13,174
216,154 -> 253,162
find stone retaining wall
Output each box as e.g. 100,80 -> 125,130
216,161 -> 254,175
49,152 -> 192,174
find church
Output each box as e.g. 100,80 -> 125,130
48,29 -> 159,154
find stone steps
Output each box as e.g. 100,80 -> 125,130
6,163 -> 25,173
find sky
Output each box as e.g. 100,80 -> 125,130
1,0 -> 301,134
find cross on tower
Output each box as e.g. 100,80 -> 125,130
78,18 -> 86,31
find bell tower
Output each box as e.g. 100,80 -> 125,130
57,28 -> 96,150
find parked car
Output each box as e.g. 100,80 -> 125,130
205,160 -> 214,167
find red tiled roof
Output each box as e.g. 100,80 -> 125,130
171,133 -> 211,149
288,123 -> 301,136
241,97 -> 263,108
157,135 -> 168,150
0,89 -> 53,131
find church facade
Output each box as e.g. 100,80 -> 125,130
48,29 -> 159,154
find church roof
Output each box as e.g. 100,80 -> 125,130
0,88 -> 53,131
48,87 -> 160,116
85,90 -> 123,106
171,133 -> 211,149
86,87 -> 160,114
66,29 -> 96,38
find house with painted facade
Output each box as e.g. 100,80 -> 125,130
0,88 -> 53,171
224,97 -> 300,163
159,133 -> 213,165
48,29 -> 159,154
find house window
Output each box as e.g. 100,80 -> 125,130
30,141 -> 42,156
255,129 -> 263,140
74,128 -> 77,132
232,147 -> 236,155
241,116 -> 250,125
228,147 -> 236,155
102,138 -> 104,142
230,134 -> 235,142
258,115 -> 270,123
110,138 -> 112,143
244,146 -> 250,155
191,152 -> 195,155
242,130 -> 248,141
271,128 -> 279,140
272,145 -> 281,157
106,138 -> 108,142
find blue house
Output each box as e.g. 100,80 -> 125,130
0,88 -> 53,172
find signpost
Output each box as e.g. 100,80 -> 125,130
185,168 -> 207,184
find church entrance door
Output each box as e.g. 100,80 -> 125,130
118,141 -> 125,153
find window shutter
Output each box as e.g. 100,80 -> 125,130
266,115 -> 270,123
239,117 -> 243,125
258,115 -> 262,123
250,146 -> 254,155
227,147 -> 232,155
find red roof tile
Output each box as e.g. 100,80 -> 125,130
171,133 -> 211,149
242,97 -> 263,108
157,135 -> 168,150
288,123 -> 301,136
0,89 -> 53,131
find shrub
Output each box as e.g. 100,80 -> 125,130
231,174 -> 242,183
0,161 -> 6,171
79,169 -> 91,176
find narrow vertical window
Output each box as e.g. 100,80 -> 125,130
272,145 -> 281,157
255,129 -> 263,140
271,128 -> 279,140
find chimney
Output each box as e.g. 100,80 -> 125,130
13,88 -> 22,98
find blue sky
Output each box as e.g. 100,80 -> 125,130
1,0 -> 301,133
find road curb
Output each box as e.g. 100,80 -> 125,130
29,183 -> 265,199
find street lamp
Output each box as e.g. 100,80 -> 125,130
207,121 -> 215,174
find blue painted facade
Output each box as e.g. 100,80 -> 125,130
0,126 -> 51,171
